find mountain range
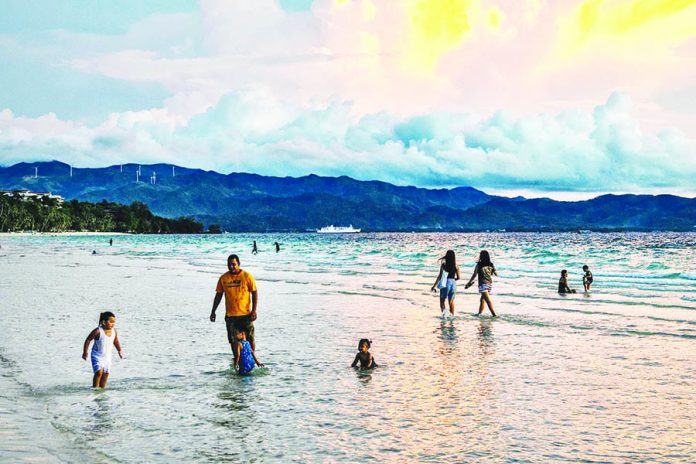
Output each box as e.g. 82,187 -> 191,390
1,161 -> 694,231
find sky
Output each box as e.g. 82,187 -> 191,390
0,0 -> 694,199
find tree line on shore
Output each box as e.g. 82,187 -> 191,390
0,195 -> 203,233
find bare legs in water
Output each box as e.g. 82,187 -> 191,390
440,296 -> 455,317
477,291 -> 496,317
92,369 -> 109,388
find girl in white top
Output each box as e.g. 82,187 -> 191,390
82,311 -> 124,388
431,250 -> 461,318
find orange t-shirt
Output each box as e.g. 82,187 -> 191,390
215,270 -> 257,317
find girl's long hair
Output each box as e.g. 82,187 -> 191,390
441,250 -> 456,274
478,250 -> 493,267
99,311 -> 116,326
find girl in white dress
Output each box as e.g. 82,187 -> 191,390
82,311 -> 124,388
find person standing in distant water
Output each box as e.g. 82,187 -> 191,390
252,241 -> 258,254
210,254 -> 259,358
431,250 -> 460,318
465,250 -> 498,317
582,265 -> 593,292
109,238 -> 113,246
274,242 -> 280,253
558,270 -> 576,294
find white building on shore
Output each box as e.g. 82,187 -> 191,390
0,189 -> 65,204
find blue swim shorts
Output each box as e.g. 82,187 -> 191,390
91,352 -> 111,374
440,278 -> 456,300
478,283 -> 492,294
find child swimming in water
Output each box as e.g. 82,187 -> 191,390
582,265 -> 593,292
233,328 -> 264,375
82,311 -> 123,389
558,270 -> 576,294
351,338 -> 377,369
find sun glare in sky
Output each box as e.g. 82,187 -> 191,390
407,0 -> 476,71
557,0 -> 696,59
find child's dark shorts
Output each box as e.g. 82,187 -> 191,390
225,315 -> 255,345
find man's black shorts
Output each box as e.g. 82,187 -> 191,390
224,315 -> 255,345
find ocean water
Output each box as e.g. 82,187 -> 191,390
0,232 -> 694,463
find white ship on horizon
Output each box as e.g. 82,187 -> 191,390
316,225 -> 361,234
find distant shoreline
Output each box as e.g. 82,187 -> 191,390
1,230 -> 693,237
4,161 -> 694,233
0,231 -> 130,237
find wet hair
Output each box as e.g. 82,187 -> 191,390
357,338 -> 372,350
441,250 -> 457,274
233,328 -> 246,338
582,265 -> 589,271
99,311 -> 116,326
561,270 -> 568,276
228,254 -> 240,265
478,250 -> 493,267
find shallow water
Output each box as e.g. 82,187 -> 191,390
0,233 -> 695,463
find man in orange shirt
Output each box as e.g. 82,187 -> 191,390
210,254 -> 258,355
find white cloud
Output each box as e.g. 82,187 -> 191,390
1,91 -> 694,196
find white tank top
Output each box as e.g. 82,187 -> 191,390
92,326 -> 115,360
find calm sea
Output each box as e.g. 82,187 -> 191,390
0,233 -> 694,463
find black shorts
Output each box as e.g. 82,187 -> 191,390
224,315 -> 255,345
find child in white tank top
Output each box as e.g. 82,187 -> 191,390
82,311 -> 124,388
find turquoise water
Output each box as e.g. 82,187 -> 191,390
0,233 -> 695,463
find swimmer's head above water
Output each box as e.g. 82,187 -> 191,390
357,339 -> 371,352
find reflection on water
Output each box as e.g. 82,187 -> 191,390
216,388 -> 251,413
86,394 -> 113,437
477,318 -> 494,355
354,368 -> 374,386
438,319 -> 458,346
